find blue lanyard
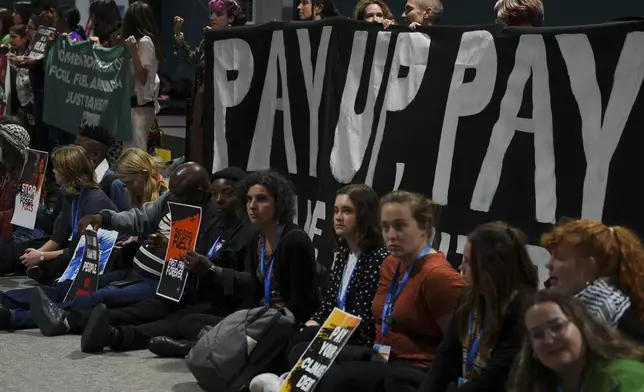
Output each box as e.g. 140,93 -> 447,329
381,243 -> 431,337
207,233 -> 223,260
70,188 -> 84,235
260,225 -> 284,307
336,253 -> 358,311
465,313 -> 483,377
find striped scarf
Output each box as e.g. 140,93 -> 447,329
575,278 -> 630,327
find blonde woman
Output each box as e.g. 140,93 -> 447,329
353,0 -> 395,25
115,148 -> 167,209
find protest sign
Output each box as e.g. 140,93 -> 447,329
156,202 -> 202,302
60,227 -> 118,295
11,149 -> 48,229
43,36 -> 132,141
279,308 -> 361,392
203,19 -> 644,284
25,26 -> 56,60
64,229 -> 107,301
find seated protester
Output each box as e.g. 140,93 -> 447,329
115,148 -> 167,210
76,124 -> 129,212
418,221 -> 540,392
316,191 -> 465,392
0,145 -> 117,329
67,166 -> 254,353
250,184 -> 388,391
24,150 -> 171,335
132,169 -> 320,358
0,120 -> 29,245
542,220 -> 644,343
292,185 -> 387,355
509,290 -> 644,392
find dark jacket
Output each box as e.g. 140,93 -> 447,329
311,246 -> 388,346
197,215 -> 256,311
52,187 -> 116,257
215,222 -> 320,323
418,294 -> 526,392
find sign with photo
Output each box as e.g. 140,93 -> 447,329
11,149 -> 48,230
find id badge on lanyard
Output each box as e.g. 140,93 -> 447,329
260,225 -> 284,306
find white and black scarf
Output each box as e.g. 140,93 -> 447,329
575,278 -> 630,327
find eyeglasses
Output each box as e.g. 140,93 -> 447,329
528,318 -> 570,343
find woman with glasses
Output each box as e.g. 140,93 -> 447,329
542,220 -> 644,343
418,221 -> 540,391
509,290 -> 644,391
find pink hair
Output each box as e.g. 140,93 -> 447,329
209,0 -> 239,15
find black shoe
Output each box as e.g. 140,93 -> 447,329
26,266 -> 43,282
0,304 -> 11,330
148,337 -> 192,358
81,304 -> 121,353
30,286 -> 68,337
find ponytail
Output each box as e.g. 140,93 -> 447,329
612,226 -> 644,321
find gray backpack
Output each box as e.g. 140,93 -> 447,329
185,306 -> 297,392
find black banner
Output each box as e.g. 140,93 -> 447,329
203,19 -> 644,280
156,202 -> 202,303
64,230 -> 99,302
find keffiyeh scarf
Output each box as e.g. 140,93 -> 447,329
575,278 -> 630,327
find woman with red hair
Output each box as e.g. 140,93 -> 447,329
542,219 -> 644,343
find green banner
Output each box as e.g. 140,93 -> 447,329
44,37 -> 132,141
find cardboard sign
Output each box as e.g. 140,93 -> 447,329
156,202 -> 202,302
11,149 -> 48,229
64,229 -> 103,301
25,26 -> 56,60
59,227 -> 118,284
279,308 -> 361,392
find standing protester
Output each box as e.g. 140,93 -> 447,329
76,166 -> 256,354
0,119 -> 30,245
494,0 -> 545,27
418,222 -> 540,391
121,0 -> 162,152
55,6 -> 87,42
353,0 -> 395,25
297,0 -> 339,21
13,1 -> 32,26
402,0 -> 442,29
542,220 -> 644,343
316,191 -> 464,392
88,0 -> 122,47
509,290 -> 644,392
174,0 -> 247,164
0,8 -> 14,46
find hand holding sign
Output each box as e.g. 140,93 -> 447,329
184,251 -> 212,277
76,214 -> 102,235
148,233 -> 169,250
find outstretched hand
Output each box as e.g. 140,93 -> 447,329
77,214 -> 102,235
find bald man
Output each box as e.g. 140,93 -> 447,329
402,0 -> 443,29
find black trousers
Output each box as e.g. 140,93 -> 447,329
0,239 -> 47,277
114,303 -> 228,351
316,361 -> 427,392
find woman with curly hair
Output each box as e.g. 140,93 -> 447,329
137,170 -> 319,360
542,220 -> 644,343
353,0 -> 395,25
418,221 -> 539,391
509,290 -> 644,392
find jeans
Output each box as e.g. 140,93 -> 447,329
0,270 -> 158,330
